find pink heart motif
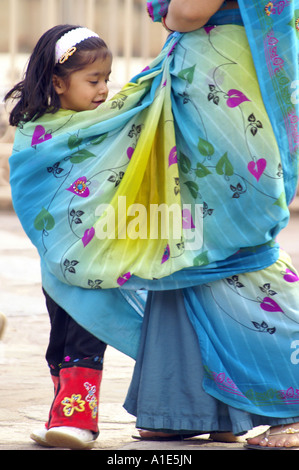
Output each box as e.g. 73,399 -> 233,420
147,2 -> 154,20
182,208 -> 195,229
260,297 -> 283,313
127,147 -> 135,160
247,158 -> 267,181
283,268 -> 299,283
167,42 -> 178,57
168,146 -> 177,167
226,89 -> 250,108
277,1 -> 286,14
117,272 -> 131,286
204,25 -> 216,34
67,177 -> 90,198
161,244 -> 170,264
31,125 -> 52,146
82,227 -> 95,247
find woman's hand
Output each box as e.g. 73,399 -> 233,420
166,0 -> 227,32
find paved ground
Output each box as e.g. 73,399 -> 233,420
0,208 -> 299,452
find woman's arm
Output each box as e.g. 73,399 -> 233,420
165,0 -> 227,32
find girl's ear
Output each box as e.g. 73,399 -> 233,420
52,75 -> 67,95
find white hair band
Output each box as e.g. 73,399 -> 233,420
55,27 -> 100,64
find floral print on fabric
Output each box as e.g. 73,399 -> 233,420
11,25 -> 292,291
184,249 -> 299,416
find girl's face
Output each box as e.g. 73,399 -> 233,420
53,54 -> 112,112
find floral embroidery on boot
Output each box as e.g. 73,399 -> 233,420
61,394 -> 86,417
84,382 -> 98,419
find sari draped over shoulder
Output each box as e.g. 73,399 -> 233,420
9,0 -> 299,385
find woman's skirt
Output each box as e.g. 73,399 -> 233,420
124,250 -> 299,434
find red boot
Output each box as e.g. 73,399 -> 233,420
46,367 -> 102,449
48,367 -> 102,433
30,374 -> 60,447
45,374 -> 59,429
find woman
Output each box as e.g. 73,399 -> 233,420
123,0 -> 299,450
7,0 -> 299,449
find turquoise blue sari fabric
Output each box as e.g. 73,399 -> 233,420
148,0 -> 299,203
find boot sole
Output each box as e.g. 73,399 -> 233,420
30,431 -> 53,448
46,429 -> 95,450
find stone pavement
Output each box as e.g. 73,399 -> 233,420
0,209 -> 299,453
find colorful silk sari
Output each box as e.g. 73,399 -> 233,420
124,1 -> 299,422
9,0 -> 299,417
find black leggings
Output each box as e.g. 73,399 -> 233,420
43,290 -> 107,376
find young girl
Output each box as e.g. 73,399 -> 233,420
5,24 -> 112,450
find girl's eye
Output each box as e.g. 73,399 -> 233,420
89,81 -> 99,85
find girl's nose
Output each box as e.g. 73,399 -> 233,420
98,81 -> 108,96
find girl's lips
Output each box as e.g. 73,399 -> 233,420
92,100 -> 104,107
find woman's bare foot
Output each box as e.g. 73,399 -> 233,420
246,424 -> 299,448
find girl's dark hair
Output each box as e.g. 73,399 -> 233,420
4,24 -> 111,126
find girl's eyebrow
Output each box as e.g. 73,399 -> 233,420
86,70 -> 111,77
86,70 -> 111,78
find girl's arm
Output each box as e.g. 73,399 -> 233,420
165,0 -> 227,32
